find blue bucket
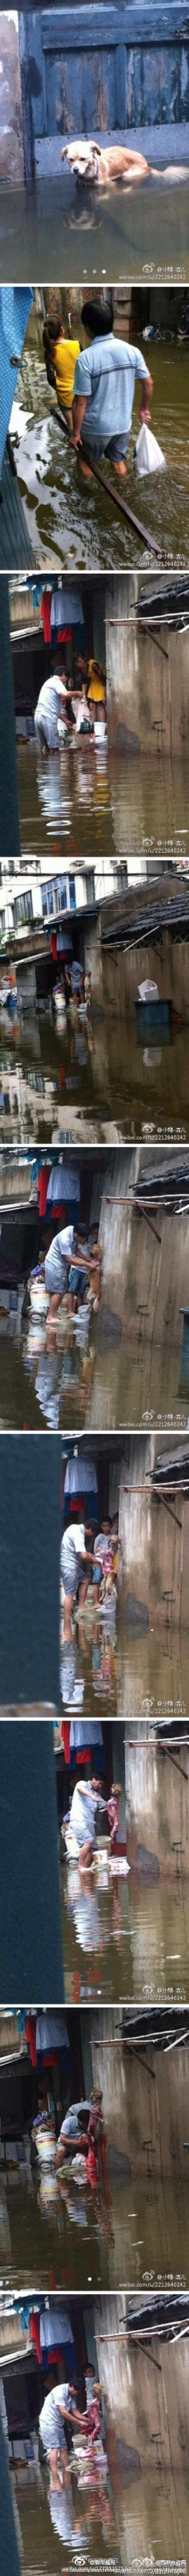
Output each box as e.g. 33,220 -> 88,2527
135,998 -> 171,1044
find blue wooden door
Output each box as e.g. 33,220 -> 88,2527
19,6 -> 189,180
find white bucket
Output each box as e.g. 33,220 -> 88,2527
30,1274 -> 49,1317
36,2125 -> 56,2166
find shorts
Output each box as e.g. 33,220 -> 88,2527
40,2419 -> 66,2457
93,1561 -> 103,1584
81,432 -> 129,463
45,1259 -> 67,1295
61,1552 -> 85,1597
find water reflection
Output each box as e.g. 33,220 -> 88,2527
1,2161 -> 189,2295
61,1863 -> 189,2004
18,738 -> 189,861
3,996 -> 189,1144
1,1299 -> 189,1431
1,173 -> 189,287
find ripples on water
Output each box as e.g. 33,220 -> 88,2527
17,740 -> 189,861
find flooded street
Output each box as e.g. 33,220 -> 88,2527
61,1863 -> 189,2004
1,172 -> 189,287
17,737 -> 189,862
13,336 -> 189,569
1,2164 -> 189,2295
2,998 -> 189,1145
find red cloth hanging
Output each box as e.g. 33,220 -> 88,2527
30,2313 -> 41,2367
25,2014 -> 37,2068
41,591 -> 52,645
61,1722 -> 70,1764
37,1167 -> 51,1220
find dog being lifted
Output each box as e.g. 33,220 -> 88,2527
61,139 -> 187,186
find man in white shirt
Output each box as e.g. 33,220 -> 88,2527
34,666 -> 74,752
61,1521 -> 95,1640
39,2380 -> 85,2471
68,1775 -> 107,1873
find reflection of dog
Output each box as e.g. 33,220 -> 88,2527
61,139 -> 189,187
61,140 -> 149,185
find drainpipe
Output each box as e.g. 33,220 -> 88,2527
0,580 -> 20,857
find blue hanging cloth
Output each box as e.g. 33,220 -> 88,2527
0,289 -> 33,478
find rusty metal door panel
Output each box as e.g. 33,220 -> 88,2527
19,7 -> 189,178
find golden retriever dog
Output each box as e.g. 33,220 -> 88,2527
61,138 -> 188,187
61,139 -> 149,185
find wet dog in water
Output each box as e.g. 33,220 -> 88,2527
61,142 -> 149,185
61,139 -> 188,186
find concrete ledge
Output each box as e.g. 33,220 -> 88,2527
35,123 -> 189,175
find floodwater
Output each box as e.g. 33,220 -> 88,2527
17,738 -> 189,862
3,991 -> 189,1145
1,171 -> 189,286
1,1298 -> 189,1430
116,2465 -> 189,2566
118,1625 -> 189,1726
13,337 -> 189,568
60,1612 -> 117,1719
10,2452 -> 189,2573
15,2467 -> 116,2575
61,1861 -> 189,2004
1,2163 -> 189,2293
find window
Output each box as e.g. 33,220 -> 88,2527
53,880 -> 67,914
69,877 -> 76,910
13,891 -> 33,926
116,865 -> 128,892
42,878 -> 67,919
85,871 -> 95,904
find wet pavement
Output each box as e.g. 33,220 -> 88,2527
17,738 -> 189,862
3,993 -> 189,1145
13,335 -> 189,569
0,2163 -> 189,2293
61,1860 -> 189,2004
1,172 -> 189,286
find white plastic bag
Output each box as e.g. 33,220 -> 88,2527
138,979 -> 159,1001
134,423 -> 165,476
